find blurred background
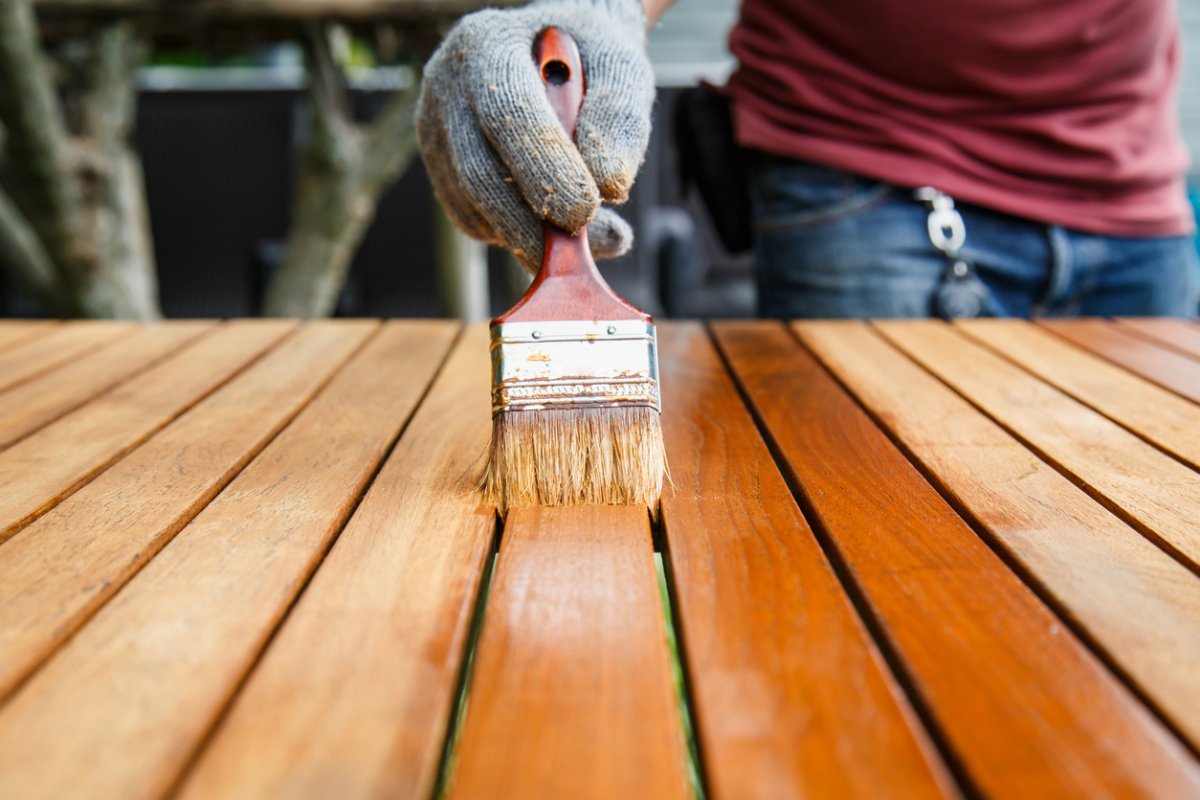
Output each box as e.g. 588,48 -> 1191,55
1,0 -> 1198,320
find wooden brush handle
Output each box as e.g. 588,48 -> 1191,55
494,27 -> 651,325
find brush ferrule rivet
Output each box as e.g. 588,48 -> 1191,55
532,330 -> 542,339
607,325 -> 617,335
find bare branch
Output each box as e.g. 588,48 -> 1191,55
361,73 -> 419,192
0,0 -> 82,259
0,181 -> 63,308
300,21 -> 357,170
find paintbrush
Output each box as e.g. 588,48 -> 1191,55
483,26 -> 667,512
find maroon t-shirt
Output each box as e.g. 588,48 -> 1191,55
726,0 -> 1194,236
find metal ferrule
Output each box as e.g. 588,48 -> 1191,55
490,320 -> 661,414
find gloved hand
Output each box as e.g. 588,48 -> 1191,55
416,0 -> 654,272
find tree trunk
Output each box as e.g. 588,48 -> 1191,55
262,22 -> 419,318
0,4 -> 159,319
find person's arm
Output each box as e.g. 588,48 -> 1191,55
643,0 -> 678,28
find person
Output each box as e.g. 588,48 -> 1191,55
416,0 -> 1200,319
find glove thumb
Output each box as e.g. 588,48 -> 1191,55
588,207 -> 634,261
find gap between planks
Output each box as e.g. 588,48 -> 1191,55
0,321 -> 457,800
1114,317 -> 1200,362
874,320 -> 1200,577
0,321 -> 135,395
0,322 -> 452,703
0,320 -> 299,544
954,319 -> 1200,472
446,504 -> 692,800
0,320 -> 57,355
0,321 -> 216,452
175,325 -> 494,800
1040,318 -> 1200,405
658,323 -> 956,799
795,319 -> 1200,753
713,321 -> 1200,797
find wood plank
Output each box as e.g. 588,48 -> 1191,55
656,323 -> 953,799
0,320 -> 54,354
1041,318 -> 1200,404
0,319 -> 294,542
798,320 -> 1200,750
0,321 -> 214,451
0,322 -> 451,701
1116,317 -> 1200,361
0,320 -> 453,800
877,320 -> 1200,573
0,320 -> 133,393
957,320 -> 1200,471
177,325 -> 494,800
714,321 -> 1200,797
448,505 -> 690,800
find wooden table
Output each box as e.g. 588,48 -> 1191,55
0,317 -> 1198,799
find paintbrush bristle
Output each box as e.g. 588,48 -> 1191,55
483,406 -> 667,512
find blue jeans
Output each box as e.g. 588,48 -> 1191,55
750,154 -> 1200,319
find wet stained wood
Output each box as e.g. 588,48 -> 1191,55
0,321 -> 214,451
448,505 -> 689,800
799,320 -> 1200,750
877,321 -> 1200,573
956,319 -> 1200,471
0,320 -> 454,800
178,326 -> 494,800
0,320 -> 295,542
1041,318 -> 1200,404
0,320 -> 54,353
0,322 -> 458,702
0,320 -> 133,393
657,323 -> 953,799
713,321 -> 1200,797
1115,318 -> 1200,361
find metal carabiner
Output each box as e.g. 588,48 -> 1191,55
915,186 -> 966,255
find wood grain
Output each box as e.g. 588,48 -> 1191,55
448,505 -> 690,800
1041,318 -> 1200,404
0,321 -> 214,451
877,320 -> 1200,573
1116,317 -> 1200,361
177,325 -> 495,800
0,320 -> 453,800
0,320 -> 133,393
0,320 -> 295,542
799,320 -> 1200,750
956,319 -> 1200,470
714,321 -> 1200,797
0,320 -> 53,354
657,323 -> 953,799
0,322 -> 443,702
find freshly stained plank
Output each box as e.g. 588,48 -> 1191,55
0,322 -> 452,701
714,321 -> 1200,797
958,320 -> 1200,470
799,320 -> 1200,750
877,321 -> 1200,572
0,319 -> 294,542
1116,317 -> 1200,361
656,324 -> 952,799
0,320 -> 133,393
0,320 -> 53,354
1041,318 -> 1200,404
449,505 -> 691,800
0,321 -> 214,451
0,320 -> 450,800
178,325 -> 493,800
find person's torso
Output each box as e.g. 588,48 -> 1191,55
726,0 -> 1193,236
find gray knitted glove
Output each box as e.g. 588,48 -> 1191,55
416,0 -> 654,271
